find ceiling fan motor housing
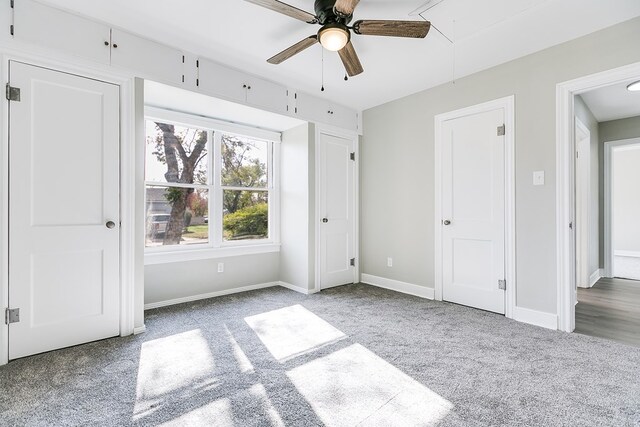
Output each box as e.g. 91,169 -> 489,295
315,0 -> 353,25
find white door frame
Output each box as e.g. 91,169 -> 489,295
574,117 -> 591,289
604,137 -> 640,278
434,95 -> 516,319
314,124 -> 359,293
555,60 -> 640,333
0,50 -> 137,365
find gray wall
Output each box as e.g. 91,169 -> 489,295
280,123 -> 317,291
599,115 -> 640,262
145,253 -> 280,304
574,96 -> 600,276
361,17 -> 640,315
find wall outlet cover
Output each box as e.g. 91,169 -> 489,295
533,171 -> 545,186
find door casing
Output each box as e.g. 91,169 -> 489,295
434,95 -> 516,319
0,51 -> 137,366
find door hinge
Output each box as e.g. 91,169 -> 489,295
350,152 -> 355,161
497,124 -> 505,136
498,279 -> 506,290
5,84 -> 20,101
5,308 -> 19,324
350,258 -> 356,267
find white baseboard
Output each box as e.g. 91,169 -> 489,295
144,281 -> 280,310
360,273 -> 435,300
588,269 -> 602,288
133,325 -> 146,335
512,306 -> 558,330
614,250 -> 640,258
278,281 -> 312,294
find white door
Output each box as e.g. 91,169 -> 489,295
318,131 -> 356,289
575,119 -> 591,289
8,62 -> 120,359
441,108 -> 506,314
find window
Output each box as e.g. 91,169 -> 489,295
144,109 -> 279,260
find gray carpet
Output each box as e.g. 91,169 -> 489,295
1,283 -> 640,426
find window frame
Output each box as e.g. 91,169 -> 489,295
143,107 -> 281,264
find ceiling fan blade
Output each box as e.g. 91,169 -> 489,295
338,41 -> 364,77
334,0 -> 361,17
268,36 -> 318,64
353,20 -> 431,38
244,0 -> 318,23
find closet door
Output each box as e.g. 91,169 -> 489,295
8,62 -> 121,359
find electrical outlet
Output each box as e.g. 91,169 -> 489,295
533,171 -> 545,186
217,262 -> 224,273
387,257 -> 393,267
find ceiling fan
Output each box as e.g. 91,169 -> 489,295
244,0 -> 431,77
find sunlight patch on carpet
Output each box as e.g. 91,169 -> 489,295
286,343 -> 453,426
157,398 -> 233,427
245,305 -> 346,361
133,329 -> 216,420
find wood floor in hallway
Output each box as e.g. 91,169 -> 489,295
576,277 -> 640,347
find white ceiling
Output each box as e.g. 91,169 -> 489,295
40,0 -> 640,111
580,79 -> 640,122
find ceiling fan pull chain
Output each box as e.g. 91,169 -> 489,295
344,73 -> 348,81
321,48 -> 325,91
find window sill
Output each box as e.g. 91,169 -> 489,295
144,243 -> 280,265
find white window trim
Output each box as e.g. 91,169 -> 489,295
143,107 -> 281,264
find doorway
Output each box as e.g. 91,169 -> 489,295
6,61 -> 121,359
557,61 -> 640,342
434,96 -> 516,316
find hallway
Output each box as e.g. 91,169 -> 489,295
576,277 -> 640,347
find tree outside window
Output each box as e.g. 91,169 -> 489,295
144,117 -> 274,249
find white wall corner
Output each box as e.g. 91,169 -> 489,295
278,281 -> 311,295
360,274 -> 435,300
512,306 -> 558,330
588,269 -> 601,288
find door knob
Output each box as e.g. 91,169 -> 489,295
322,218 -> 328,223
106,221 -> 116,229
443,220 -> 451,225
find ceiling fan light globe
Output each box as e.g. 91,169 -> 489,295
319,27 -> 349,51
627,80 -> 640,92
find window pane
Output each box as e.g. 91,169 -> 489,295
145,120 -> 209,185
221,134 -> 268,188
146,186 -> 209,247
223,190 -> 268,241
